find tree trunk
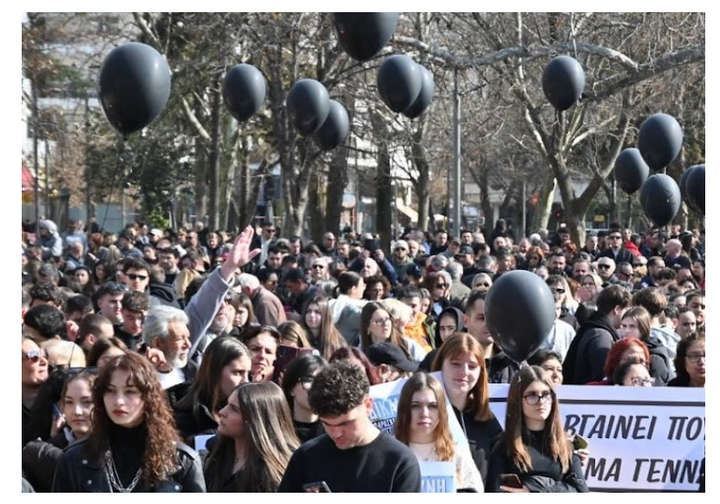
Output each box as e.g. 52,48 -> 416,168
326,146 -> 348,235
207,72 -> 222,231
532,171 -> 556,233
308,169 -> 325,243
193,135 -> 207,225
371,110 -> 393,250
411,121 -> 430,232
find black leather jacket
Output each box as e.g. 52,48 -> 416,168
52,439 -> 206,492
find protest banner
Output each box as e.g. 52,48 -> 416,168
488,384 -> 704,492
419,462 -> 456,493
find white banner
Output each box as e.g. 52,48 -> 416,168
488,384 -> 705,492
419,461 -> 456,493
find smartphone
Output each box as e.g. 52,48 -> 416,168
500,473 -> 523,489
303,481 -> 331,493
573,434 -> 589,450
272,346 -> 319,384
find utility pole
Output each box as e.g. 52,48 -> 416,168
32,80 -> 40,223
452,68 -> 462,238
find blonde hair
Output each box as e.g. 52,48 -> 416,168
174,268 -> 201,298
380,298 -> 414,326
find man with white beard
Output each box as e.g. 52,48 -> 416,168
143,306 -> 193,389
144,225 -> 262,388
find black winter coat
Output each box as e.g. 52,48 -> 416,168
486,430 -> 588,493
52,439 -> 206,492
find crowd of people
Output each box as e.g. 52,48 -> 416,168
21,216 -> 705,492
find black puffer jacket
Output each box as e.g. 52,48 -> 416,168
52,439 -> 206,492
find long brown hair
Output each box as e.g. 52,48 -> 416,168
205,382 -> 299,492
394,373 -> 455,461
431,333 -> 491,422
300,299 -> 347,359
504,365 -> 571,473
175,337 -> 251,419
88,353 -> 180,486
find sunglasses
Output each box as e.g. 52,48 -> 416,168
126,273 -> 148,281
312,264 -> 326,269
550,288 -> 565,294
22,348 -> 48,363
598,264 -> 611,270
435,283 -> 448,289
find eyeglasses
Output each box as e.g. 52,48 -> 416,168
372,318 -> 392,326
686,353 -> 706,363
523,391 -> 555,405
126,273 -> 148,281
22,348 -> 48,363
598,264 -> 611,270
629,377 -> 655,387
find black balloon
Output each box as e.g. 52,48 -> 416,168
222,64 -> 266,122
484,270 -> 557,363
315,100 -> 350,151
377,55 -> 422,113
542,55 -> 585,111
403,65 -> 434,119
98,43 -> 171,136
638,114 -> 684,171
615,148 -> 650,195
332,13 -> 399,62
640,174 -> 681,227
286,79 -> 330,136
680,165 -> 701,213
685,165 -> 705,215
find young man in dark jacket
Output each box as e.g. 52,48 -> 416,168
563,285 -> 632,384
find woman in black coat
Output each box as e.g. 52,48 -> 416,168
486,366 -> 588,493
53,353 -> 205,492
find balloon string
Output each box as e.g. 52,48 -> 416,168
100,136 -> 126,232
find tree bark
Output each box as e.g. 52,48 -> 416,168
411,120 -> 431,232
326,146 -> 348,235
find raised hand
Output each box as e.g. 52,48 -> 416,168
220,225 -> 262,281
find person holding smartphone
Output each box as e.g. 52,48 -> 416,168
485,366 -> 588,493
278,361 -> 421,492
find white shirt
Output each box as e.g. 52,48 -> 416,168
157,367 -> 186,389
